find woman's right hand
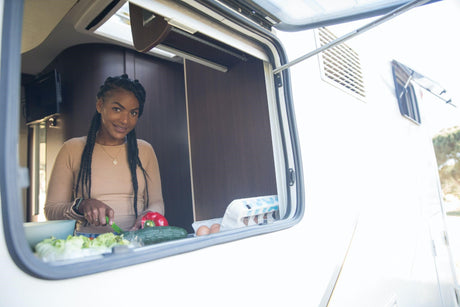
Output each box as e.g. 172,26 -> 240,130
78,199 -> 115,226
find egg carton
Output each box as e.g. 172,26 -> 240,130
220,195 -> 279,230
192,195 -> 279,233
192,217 -> 223,233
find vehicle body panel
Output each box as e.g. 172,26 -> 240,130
1,0 -> 459,306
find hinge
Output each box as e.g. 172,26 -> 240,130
288,168 -> 295,186
274,73 -> 283,88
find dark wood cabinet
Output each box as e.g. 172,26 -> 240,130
131,51 -> 193,231
186,59 -> 277,221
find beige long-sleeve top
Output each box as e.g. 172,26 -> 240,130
45,137 -> 164,234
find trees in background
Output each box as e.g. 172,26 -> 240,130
433,126 -> 460,204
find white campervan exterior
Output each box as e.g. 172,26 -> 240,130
1,0 -> 459,306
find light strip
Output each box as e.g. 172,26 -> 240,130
158,45 -> 228,73
94,5 -> 177,59
93,2 -> 229,71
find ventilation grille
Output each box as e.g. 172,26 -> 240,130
317,27 -> 366,99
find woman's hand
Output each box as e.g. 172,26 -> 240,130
129,214 -> 145,231
79,199 -> 115,226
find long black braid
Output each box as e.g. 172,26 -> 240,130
75,74 -> 149,218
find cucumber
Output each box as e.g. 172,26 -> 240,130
123,226 -> 188,245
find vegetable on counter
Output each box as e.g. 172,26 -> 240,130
141,212 -> 169,228
106,216 -> 124,234
35,233 -> 129,262
123,226 -> 188,245
34,224 -> 188,262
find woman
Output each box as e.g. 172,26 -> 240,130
45,74 -> 164,236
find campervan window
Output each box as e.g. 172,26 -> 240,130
1,0 -> 303,279
392,60 -> 422,124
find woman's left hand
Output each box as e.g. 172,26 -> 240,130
129,214 -> 145,231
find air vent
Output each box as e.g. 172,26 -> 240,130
317,27 -> 366,100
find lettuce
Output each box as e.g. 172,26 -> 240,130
34,233 -> 129,262
91,233 -> 128,247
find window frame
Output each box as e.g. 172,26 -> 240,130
1,0 -> 304,279
392,60 -> 422,124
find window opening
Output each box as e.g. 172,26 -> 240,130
5,0 -> 303,279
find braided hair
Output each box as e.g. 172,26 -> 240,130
75,74 -> 149,217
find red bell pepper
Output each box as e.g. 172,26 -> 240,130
141,212 -> 169,228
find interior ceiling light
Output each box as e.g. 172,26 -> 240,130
94,2 -> 177,59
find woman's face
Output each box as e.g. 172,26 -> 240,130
96,88 -> 140,145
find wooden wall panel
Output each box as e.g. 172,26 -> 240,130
133,52 -> 193,231
186,58 -> 277,221
51,44 -> 126,141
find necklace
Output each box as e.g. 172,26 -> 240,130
99,145 -> 123,165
